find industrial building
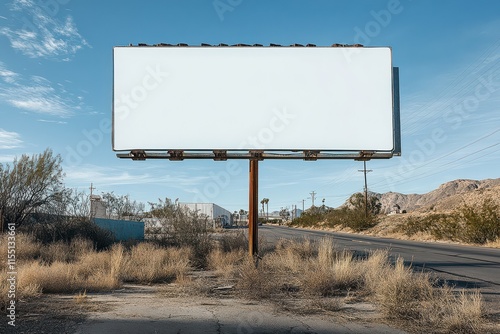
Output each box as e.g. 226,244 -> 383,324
180,203 -> 233,228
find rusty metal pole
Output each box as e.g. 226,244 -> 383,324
248,159 -> 259,257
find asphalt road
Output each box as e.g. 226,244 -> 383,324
258,225 -> 500,299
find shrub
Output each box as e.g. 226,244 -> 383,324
400,199 -> 500,244
457,198 -> 500,244
326,207 -> 378,231
23,217 -> 114,250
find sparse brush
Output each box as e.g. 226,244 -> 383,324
442,289 -> 483,334
236,258 -> 278,299
74,290 -> 88,304
303,250 -> 362,297
121,243 -> 191,283
39,241 -> 73,264
0,233 -> 42,269
217,231 -> 247,252
374,257 -> 435,320
362,249 -> 390,294
207,248 -> 245,279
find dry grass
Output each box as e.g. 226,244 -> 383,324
120,243 -> 192,283
207,248 -> 245,279
0,233 -> 42,269
73,290 -> 88,304
485,237 -> 500,248
0,233 -> 487,332
207,238 -> 486,332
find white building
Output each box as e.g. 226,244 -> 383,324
180,203 -> 233,227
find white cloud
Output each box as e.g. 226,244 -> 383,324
64,165 -> 211,188
0,128 -> 22,149
0,0 -> 89,59
0,62 -> 19,84
0,62 -> 81,117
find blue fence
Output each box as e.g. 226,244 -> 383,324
94,218 -> 144,241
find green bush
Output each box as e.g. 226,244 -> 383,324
326,207 -> 378,232
400,199 -> 500,244
290,205 -> 378,232
457,199 -> 500,244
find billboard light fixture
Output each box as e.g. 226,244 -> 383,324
250,151 -> 264,160
131,150 -> 147,161
213,150 -> 228,161
355,151 -> 375,161
168,150 -> 184,161
304,150 -> 320,161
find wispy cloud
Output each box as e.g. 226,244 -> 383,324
37,119 -> 67,124
0,61 -> 80,117
0,128 -> 22,149
0,0 -> 89,59
64,165 -> 211,188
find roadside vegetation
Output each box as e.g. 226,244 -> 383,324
0,233 -> 486,333
0,149 -> 493,333
398,198 -> 500,245
289,190 -> 500,247
290,193 -> 381,231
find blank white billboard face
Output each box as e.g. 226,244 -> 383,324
113,46 -> 394,152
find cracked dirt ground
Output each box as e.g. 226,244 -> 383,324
71,284 -> 408,334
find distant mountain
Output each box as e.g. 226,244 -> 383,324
363,178 -> 500,214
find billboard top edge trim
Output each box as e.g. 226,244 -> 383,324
113,45 -> 392,50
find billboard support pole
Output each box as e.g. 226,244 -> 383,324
248,159 -> 259,259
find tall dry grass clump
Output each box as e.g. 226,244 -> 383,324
0,233 -> 42,268
374,257 -> 435,320
18,243 -> 122,293
302,238 -> 363,297
120,243 -> 191,283
371,257 -> 484,332
207,248 -> 245,279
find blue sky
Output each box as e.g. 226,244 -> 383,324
0,0 -> 499,214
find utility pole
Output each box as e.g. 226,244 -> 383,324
248,160 -> 259,258
302,199 -> 305,212
310,191 -> 316,207
358,161 -> 373,218
89,183 -> 96,219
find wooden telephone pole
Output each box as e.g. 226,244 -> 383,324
358,161 -> 372,218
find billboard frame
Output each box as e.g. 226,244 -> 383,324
113,43 -> 402,258
113,44 -> 400,159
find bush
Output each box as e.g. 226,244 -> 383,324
148,198 -> 214,268
21,217 -> 114,250
290,206 -> 378,232
399,199 -> 500,244
457,198 -> 500,244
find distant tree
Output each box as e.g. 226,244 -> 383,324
263,198 -> 269,220
348,193 -> 381,215
101,192 -> 144,221
0,149 -> 66,230
279,208 -> 290,223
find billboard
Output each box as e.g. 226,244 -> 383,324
113,45 -> 397,155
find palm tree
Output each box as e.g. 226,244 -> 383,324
263,198 -> 269,221
260,199 -> 265,218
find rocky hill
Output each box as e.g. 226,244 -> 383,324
372,178 -> 500,214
